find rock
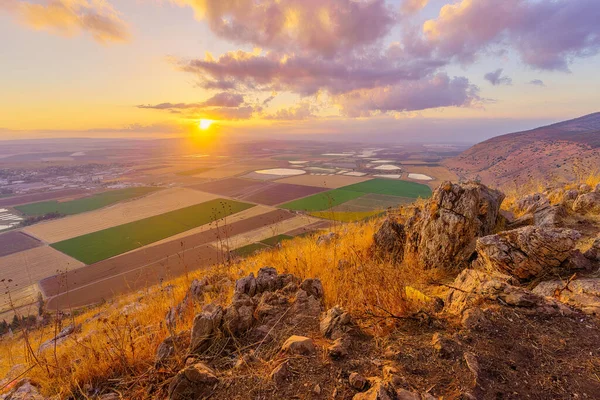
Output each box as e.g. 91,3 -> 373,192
313,384 -> 322,395
255,267 -> 296,294
223,294 -> 255,336
474,226 -> 581,281
513,193 -> 549,214
168,363 -> 219,400
584,236 -> 600,261
281,335 -> 315,355
235,273 -> 257,296
561,250 -> 594,271
464,352 -> 482,387
290,289 -> 322,323
39,323 -> 82,352
596,184 -> 600,193
461,308 -> 488,330
372,216 -> 406,260
533,278 -> 600,315
580,184 -> 592,193
395,389 -> 421,400
255,291 -> 289,326
573,192 -> 600,214
156,332 -> 189,365
270,361 -> 290,386
382,366 -> 403,387
189,277 -> 209,301
0,364 -> 27,390
349,372 -> 368,391
532,205 -> 567,227
562,189 -> 579,204
352,380 -> 394,400
320,306 -> 361,340
445,269 -> 570,315
190,304 -> 223,353
300,279 -> 324,299
317,232 -> 338,245
327,337 -> 349,359
405,181 -> 505,270
431,333 -> 460,359
0,380 -> 45,400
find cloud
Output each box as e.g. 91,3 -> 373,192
172,0 -> 396,57
528,79 -> 546,87
0,0 -> 130,43
179,48 -> 446,96
265,103 -> 315,120
137,93 -> 245,111
401,0 -> 429,16
423,0 -> 600,71
484,69 -> 512,86
334,73 -> 480,117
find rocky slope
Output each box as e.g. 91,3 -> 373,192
445,112 -> 600,188
2,181 -> 600,399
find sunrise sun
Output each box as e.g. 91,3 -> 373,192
199,119 -> 214,130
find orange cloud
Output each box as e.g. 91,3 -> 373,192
0,0 -> 130,43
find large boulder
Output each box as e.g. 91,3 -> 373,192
405,181 -> 505,270
474,226 -> 581,281
533,279 -> 600,315
445,269 -> 570,315
190,304 -> 223,353
513,193 -> 549,215
168,363 -> 219,400
372,216 -> 406,260
573,192 -> 600,214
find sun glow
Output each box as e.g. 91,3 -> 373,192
199,119 -> 214,130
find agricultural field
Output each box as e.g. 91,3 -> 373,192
260,234 -> 294,246
23,187 -> 219,243
15,187 -> 161,216
0,246 -> 84,317
233,243 -> 269,258
0,188 -> 86,207
329,193 -> 416,212
176,167 -> 213,176
275,174 -> 371,189
280,178 -> 431,212
189,178 -> 271,198
51,199 -> 254,264
192,160 -> 284,179
0,231 -> 41,257
404,165 -> 459,186
309,210 -> 384,222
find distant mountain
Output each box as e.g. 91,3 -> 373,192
445,112 -> 600,189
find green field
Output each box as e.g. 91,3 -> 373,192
260,234 -> 294,247
280,179 -> 431,212
340,179 -> 432,198
233,243 -> 269,257
15,187 -> 162,216
279,189 -> 365,211
51,199 -> 254,264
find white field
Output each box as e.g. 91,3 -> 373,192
344,172 -> 368,177
255,168 -> 306,176
374,165 -> 402,171
24,187 -> 219,243
374,174 -> 402,179
288,161 -> 309,165
408,173 -> 434,181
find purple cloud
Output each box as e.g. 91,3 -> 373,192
528,79 -> 546,87
484,69 -> 512,86
265,103 -> 315,120
423,0 -> 600,71
137,93 -> 245,110
335,73 -> 481,117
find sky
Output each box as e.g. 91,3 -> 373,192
0,0 -> 599,143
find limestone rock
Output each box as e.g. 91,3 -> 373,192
352,380 -> 394,400
190,304 -> 223,353
513,193 -> 549,215
281,335 -> 315,355
533,278 -> 600,315
396,389 -> 421,400
372,216 -> 406,260
573,192 -> 600,214
223,294 -> 255,336
300,278 -> 324,299
320,306 -> 361,340
562,189 -> 579,205
168,363 -> 218,400
349,372 -> 368,391
235,273 -> 257,297
406,181 -> 504,270
270,361 -> 290,386
156,331 -> 190,365
0,380 -> 46,400
532,205 -> 567,227
317,232 -> 338,245
579,184 -> 592,193
562,250 -> 594,271
39,324 -> 81,352
327,337 -> 349,359
474,226 -> 581,281
584,236 -> 600,261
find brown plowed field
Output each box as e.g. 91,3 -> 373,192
188,178 -> 271,198
0,231 -> 42,257
0,188 -> 87,207
45,245 -> 221,310
40,209 -> 295,300
242,183 -> 326,205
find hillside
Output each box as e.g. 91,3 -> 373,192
2,177 -> 600,399
445,113 -> 600,189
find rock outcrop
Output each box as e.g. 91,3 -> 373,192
372,216 -> 406,260
474,226 -> 580,281
584,236 -> 600,261
573,192 -> 600,214
533,278 -> 600,315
